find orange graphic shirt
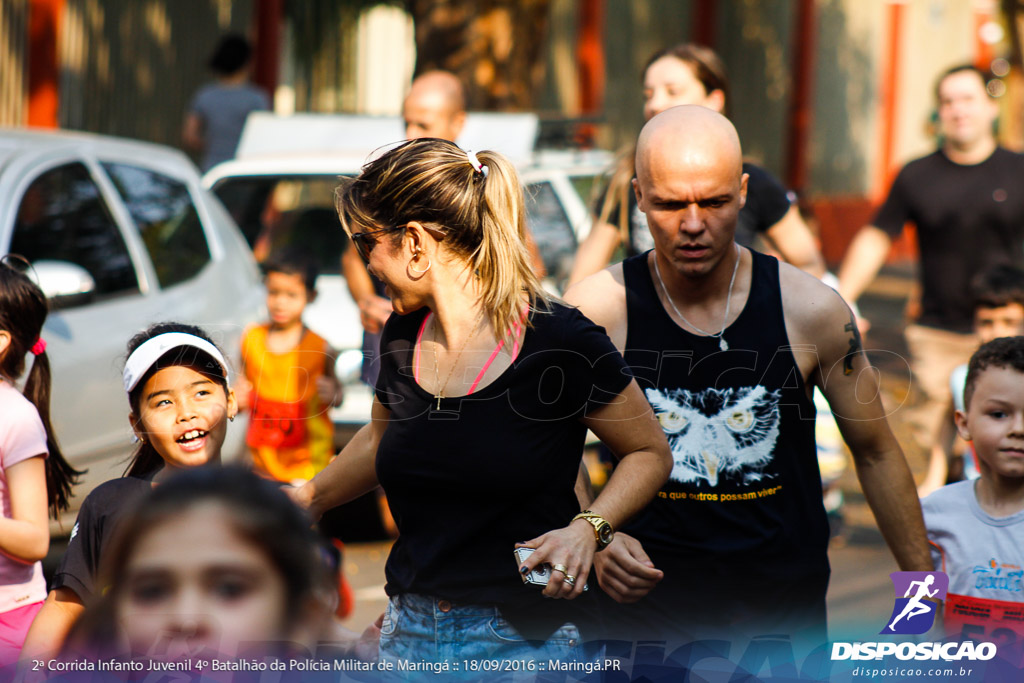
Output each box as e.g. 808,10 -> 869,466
242,325 -> 333,483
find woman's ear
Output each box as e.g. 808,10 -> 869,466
0,330 -> 11,361
705,88 -> 726,114
404,222 -> 429,255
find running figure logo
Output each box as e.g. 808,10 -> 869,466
881,571 -> 948,635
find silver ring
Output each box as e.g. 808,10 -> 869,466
551,563 -> 568,575
564,574 -> 576,586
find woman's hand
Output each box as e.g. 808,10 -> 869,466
285,481 -> 320,521
515,519 -> 596,599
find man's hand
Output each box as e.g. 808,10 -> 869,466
359,295 -> 393,334
593,532 -> 663,603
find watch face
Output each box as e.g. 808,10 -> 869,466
598,523 -> 613,544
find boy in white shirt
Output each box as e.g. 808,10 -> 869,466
922,336 -> 1024,644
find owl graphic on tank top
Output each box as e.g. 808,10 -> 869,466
646,385 -> 782,487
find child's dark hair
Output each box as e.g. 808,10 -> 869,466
207,33 -> 252,76
0,256 -> 82,516
262,247 -> 319,293
963,336 -> 1024,409
124,322 -> 229,478
971,264 -> 1024,311
72,466 -> 329,654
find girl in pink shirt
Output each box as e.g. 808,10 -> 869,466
0,256 -> 80,665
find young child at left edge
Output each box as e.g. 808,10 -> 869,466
239,248 -> 343,485
0,257 -> 81,667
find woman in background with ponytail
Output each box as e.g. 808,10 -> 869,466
294,139 -> 670,668
0,256 -> 80,665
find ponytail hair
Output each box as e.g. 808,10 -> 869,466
337,138 -> 554,343
123,322 -> 230,479
0,256 -> 83,516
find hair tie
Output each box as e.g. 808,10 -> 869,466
31,338 -> 46,356
466,150 -> 489,178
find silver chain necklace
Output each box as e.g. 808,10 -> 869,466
653,244 -> 741,352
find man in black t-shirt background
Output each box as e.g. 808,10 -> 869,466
566,106 -> 931,645
838,65 -> 1024,468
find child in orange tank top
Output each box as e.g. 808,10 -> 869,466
240,250 -> 342,485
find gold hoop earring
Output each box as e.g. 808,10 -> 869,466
409,256 -> 432,274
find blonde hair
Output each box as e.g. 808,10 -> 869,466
337,138 -> 553,342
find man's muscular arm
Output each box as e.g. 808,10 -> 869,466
783,266 -> 930,572
563,263 -> 629,353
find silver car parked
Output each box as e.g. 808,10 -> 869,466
0,129 -> 263,527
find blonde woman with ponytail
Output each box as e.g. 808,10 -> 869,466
294,138 -> 670,666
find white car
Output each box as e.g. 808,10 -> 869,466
203,114 -> 612,443
0,129 -> 264,528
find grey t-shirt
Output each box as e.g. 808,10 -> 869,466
189,82 -> 269,171
922,480 -> 1024,601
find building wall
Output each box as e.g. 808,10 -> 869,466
0,0 -> 29,127
600,0 -> 695,151
58,0 -> 253,150
714,0 -> 795,180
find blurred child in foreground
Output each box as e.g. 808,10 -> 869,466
65,467 -> 374,662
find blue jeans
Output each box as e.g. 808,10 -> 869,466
379,593 -> 584,681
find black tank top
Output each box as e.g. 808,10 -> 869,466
621,249 -> 829,578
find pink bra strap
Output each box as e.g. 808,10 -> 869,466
467,309 -> 527,394
418,308 -> 529,395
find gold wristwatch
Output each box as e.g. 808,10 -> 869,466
572,510 -> 614,551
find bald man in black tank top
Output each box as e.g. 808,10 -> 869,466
565,106 -> 931,646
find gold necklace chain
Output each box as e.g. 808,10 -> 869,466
431,309 -> 485,410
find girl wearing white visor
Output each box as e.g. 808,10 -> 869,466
21,323 -> 237,664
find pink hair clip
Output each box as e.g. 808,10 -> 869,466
31,338 -> 46,356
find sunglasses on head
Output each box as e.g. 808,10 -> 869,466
350,225 -> 407,264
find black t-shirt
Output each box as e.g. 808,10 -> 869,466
599,162 -> 792,255
51,477 -> 154,601
374,303 -> 631,612
620,250 -> 828,582
873,147 -> 1024,333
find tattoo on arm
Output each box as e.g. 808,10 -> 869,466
843,311 -> 864,376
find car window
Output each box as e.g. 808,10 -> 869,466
10,162 -> 139,299
102,163 -> 211,288
525,181 -> 576,284
212,176 -> 347,274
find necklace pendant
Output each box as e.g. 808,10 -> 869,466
719,338 -> 729,352
436,393 -> 442,410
